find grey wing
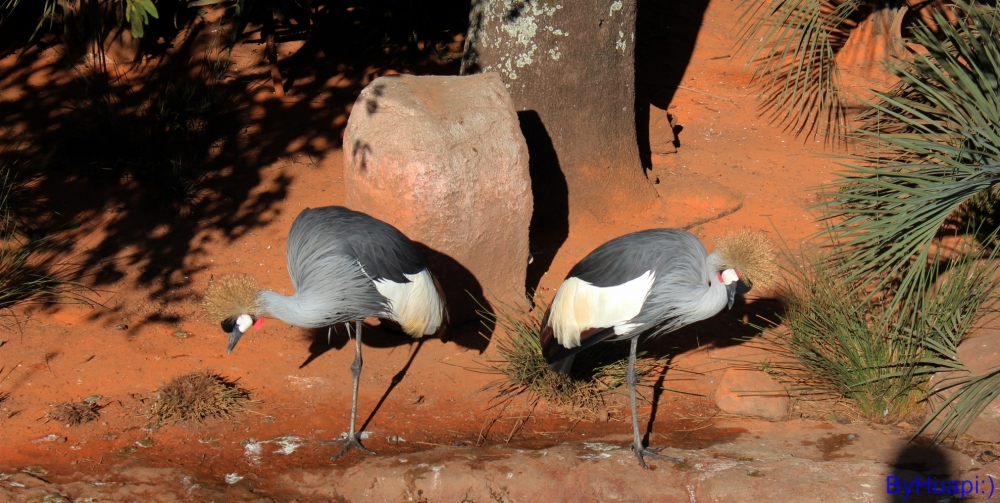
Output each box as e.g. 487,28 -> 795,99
340,218 -> 426,284
287,206 -> 425,286
628,231 -> 716,338
568,229 -> 696,287
569,229 -> 713,341
284,208 -> 389,321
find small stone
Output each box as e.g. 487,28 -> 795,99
29,434 -> 60,444
262,416 -> 275,424
26,495 -> 71,503
114,324 -> 128,330
83,395 -> 102,404
21,466 -> 47,476
136,437 -> 154,448
174,330 -> 191,338
929,329 -> 1000,442
712,369 -> 790,421
649,105 -> 678,155
118,445 -> 137,455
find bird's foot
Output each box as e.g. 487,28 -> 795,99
321,434 -> 376,461
630,442 -> 683,469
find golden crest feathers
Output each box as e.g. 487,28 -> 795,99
202,274 -> 262,323
713,228 -> 778,291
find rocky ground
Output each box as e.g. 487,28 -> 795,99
3,0 -> 1000,502
3,419 -> 996,502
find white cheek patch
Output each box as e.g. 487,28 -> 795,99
721,269 -> 740,285
236,314 -> 253,333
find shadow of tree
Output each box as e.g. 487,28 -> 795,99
519,110 -> 568,302
0,1 -> 469,330
415,242 -> 493,353
888,442 -> 962,502
634,0 -> 710,170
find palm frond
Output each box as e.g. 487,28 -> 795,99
822,1 -> 1000,303
761,230 -> 1000,434
735,0 -> 861,137
1,0 -> 158,43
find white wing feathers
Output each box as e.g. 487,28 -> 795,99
547,271 -> 655,348
372,269 -> 443,338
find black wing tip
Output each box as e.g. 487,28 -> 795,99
538,309 -> 577,375
542,325 -> 620,375
430,271 -> 451,342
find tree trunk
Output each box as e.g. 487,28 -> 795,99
461,0 -> 659,222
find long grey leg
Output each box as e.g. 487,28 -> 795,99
324,319 -> 376,461
628,337 -> 682,469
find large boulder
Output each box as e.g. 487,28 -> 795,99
343,73 -> 533,327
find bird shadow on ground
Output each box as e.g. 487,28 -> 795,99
359,338 -> 426,432
637,285 -> 787,444
414,243 -> 493,354
297,322 -> 429,432
888,442 -> 959,503
634,0 -> 711,170
298,320 -> 416,370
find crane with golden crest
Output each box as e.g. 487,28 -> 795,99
202,206 -> 447,460
539,228 -> 777,469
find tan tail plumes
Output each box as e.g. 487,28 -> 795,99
202,274 -> 262,323
714,229 -> 778,291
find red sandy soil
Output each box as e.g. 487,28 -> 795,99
0,0 -> 900,497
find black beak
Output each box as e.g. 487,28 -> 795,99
727,282 -> 738,310
227,324 -> 245,354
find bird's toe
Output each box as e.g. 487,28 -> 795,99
630,442 -> 682,468
324,435 -> 376,461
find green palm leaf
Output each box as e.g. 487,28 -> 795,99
735,0 -> 862,137
822,1 -> 1000,303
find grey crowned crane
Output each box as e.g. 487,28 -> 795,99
202,205 -> 448,460
539,228 -> 776,468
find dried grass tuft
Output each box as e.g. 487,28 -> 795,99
202,274 -> 261,323
47,401 -> 101,426
149,371 -> 252,426
476,299 -> 665,414
714,228 -> 778,290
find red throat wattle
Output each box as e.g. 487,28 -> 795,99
252,317 -> 265,330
